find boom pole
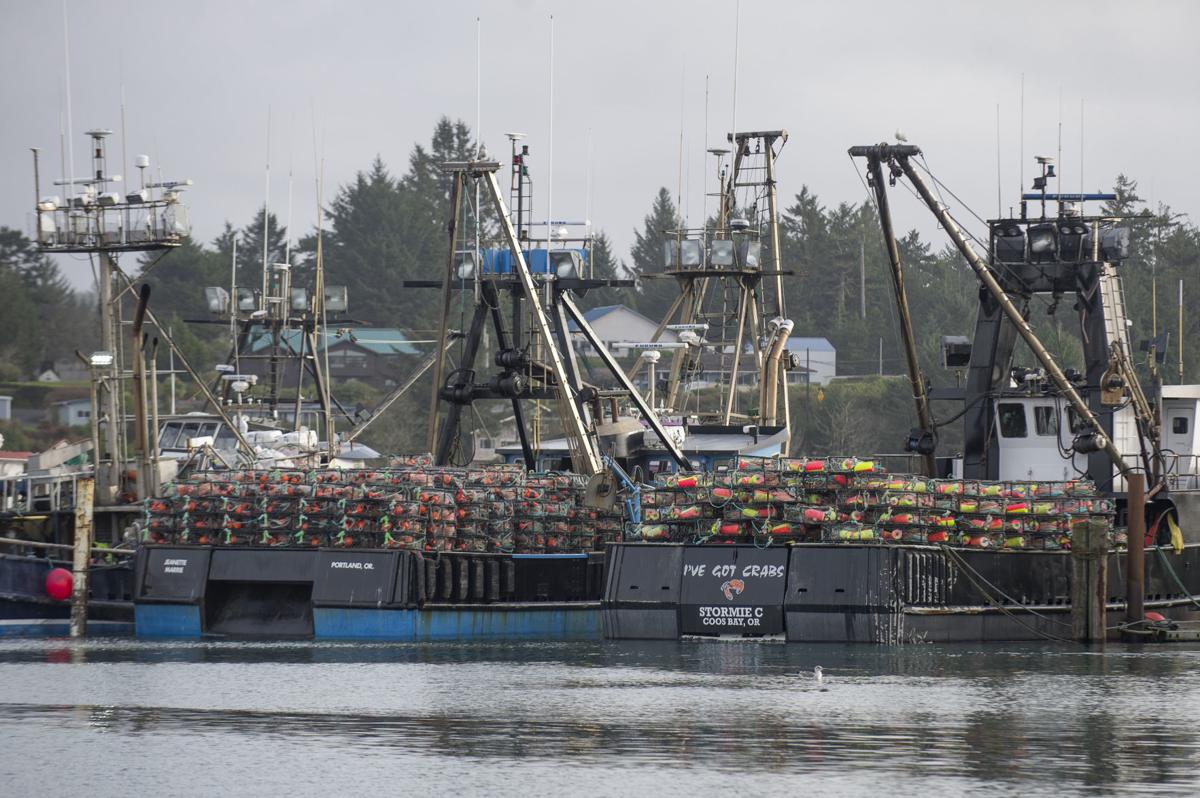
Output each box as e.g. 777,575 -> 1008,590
849,144 -> 1130,476
862,153 -> 937,476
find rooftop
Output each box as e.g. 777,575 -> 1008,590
247,327 -> 418,356
786,337 -> 836,353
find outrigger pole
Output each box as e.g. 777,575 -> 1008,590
860,151 -> 937,477
849,143 -> 1132,476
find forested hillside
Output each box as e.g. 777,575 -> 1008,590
3,116 -> 1198,457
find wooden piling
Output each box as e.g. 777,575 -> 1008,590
1125,473 -> 1146,629
1071,516 -> 1109,643
70,478 -> 95,638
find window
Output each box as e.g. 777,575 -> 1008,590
998,403 -> 1027,438
1173,416 -> 1190,435
1034,406 -> 1058,437
1067,407 -> 1086,434
159,422 -> 182,449
214,425 -> 237,448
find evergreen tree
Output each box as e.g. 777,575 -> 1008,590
628,188 -> 683,321
579,230 -> 631,308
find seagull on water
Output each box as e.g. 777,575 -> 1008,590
813,665 -> 824,685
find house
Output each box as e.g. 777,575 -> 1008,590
0,395 -> 11,421
0,451 -> 32,477
50,398 -> 92,428
50,356 -> 90,382
785,337 -> 837,385
243,327 -> 419,392
568,304 -> 679,357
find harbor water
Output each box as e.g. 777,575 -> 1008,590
2,637 -> 1199,796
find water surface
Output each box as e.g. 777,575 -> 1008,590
1,637 -> 1197,796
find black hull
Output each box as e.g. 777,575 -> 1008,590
133,545 -> 606,638
602,542 -> 1200,644
0,552 -> 135,635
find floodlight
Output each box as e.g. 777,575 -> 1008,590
1099,227 -> 1130,261
204,286 -> 230,314
323,285 -> 349,313
457,252 -> 476,279
37,196 -> 60,211
235,287 -> 257,312
993,223 -> 1025,263
1027,223 -> 1057,264
125,189 -> 149,204
679,239 -> 703,267
97,192 -> 121,207
89,351 -> 114,367
663,240 -> 680,269
709,239 -> 735,267
215,364 -> 235,374
290,288 -> 309,311
738,240 -> 762,269
550,250 -> 580,278
1057,220 -> 1088,262
940,335 -> 972,368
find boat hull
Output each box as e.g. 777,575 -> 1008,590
603,542 -> 1200,644
133,545 -> 605,640
0,552 -> 135,637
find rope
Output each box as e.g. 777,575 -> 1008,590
938,543 -> 1075,641
1154,545 -> 1200,611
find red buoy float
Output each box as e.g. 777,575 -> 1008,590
45,568 -> 73,601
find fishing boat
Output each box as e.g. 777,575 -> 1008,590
601,142 -> 1200,644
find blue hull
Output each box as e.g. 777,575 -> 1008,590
136,601 -> 601,640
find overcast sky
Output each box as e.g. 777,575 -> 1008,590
3,0 -> 1198,291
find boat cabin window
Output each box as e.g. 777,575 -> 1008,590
214,425 -> 237,448
1173,416 -> 1190,435
1067,407 -> 1086,434
158,422 -> 182,449
1034,406 -> 1058,437
997,403 -> 1027,438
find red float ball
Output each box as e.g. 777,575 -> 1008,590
45,567 -> 73,601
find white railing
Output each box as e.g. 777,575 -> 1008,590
36,201 -> 189,251
1162,454 -> 1200,491
0,471 -> 88,515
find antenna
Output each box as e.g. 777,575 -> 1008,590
231,237 -> 239,374
703,74 -> 710,224
120,79 -> 128,205
1018,73 -> 1024,203
1180,279 -> 1185,384
475,16 -> 482,147
261,107 -> 272,309
995,103 -> 1002,216
284,164 -> 294,266
62,0 -> 75,205
1079,99 -> 1085,198
585,128 -> 593,233
731,0 -> 741,137
677,64 -> 685,226
1056,86 -> 1063,203
546,14 -> 554,247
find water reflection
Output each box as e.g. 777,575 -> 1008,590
1,639 -> 1199,795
